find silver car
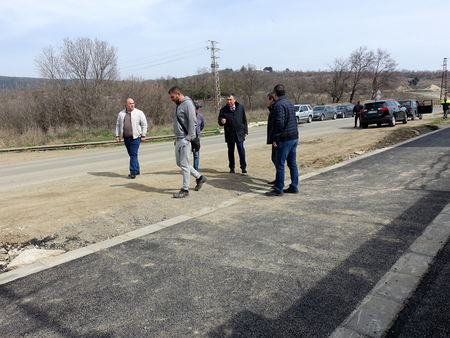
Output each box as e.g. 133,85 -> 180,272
293,104 -> 313,123
312,105 -> 337,121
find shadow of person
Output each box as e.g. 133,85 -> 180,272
110,182 -> 173,195
88,172 -> 123,178
197,168 -> 270,193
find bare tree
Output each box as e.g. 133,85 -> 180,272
369,49 -> 397,99
327,58 -> 350,103
348,46 -> 374,103
238,65 -> 261,111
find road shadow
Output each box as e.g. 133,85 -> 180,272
110,182 -> 172,194
88,171 -> 123,178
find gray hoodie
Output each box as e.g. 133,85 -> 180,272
173,96 -> 197,140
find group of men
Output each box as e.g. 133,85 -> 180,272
115,84 -> 299,198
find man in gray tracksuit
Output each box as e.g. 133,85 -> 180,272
168,86 -> 207,198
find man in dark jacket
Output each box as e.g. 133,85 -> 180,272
353,101 -> 364,128
266,84 -> 299,196
218,94 -> 248,173
266,93 -> 276,184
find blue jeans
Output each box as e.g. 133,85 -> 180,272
124,137 -> 141,174
193,151 -> 200,171
227,141 -> 246,170
274,139 -> 299,193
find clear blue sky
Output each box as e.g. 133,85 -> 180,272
0,0 -> 448,79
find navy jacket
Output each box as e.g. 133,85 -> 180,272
271,95 -> 298,142
218,102 -> 248,143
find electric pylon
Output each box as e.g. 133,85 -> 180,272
207,40 -> 221,114
440,58 -> 448,101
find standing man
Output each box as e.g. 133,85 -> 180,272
442,97 -> 449,119
192,102 -> 205,171
353,101 -> 364,128
266,93 -> 276,185
266,84 -> 299,196
168,86 -> 207,198
218,93 -> 248,174
115,98 -> 147,179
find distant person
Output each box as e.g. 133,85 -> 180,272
353,101 -> 364,128
168,86 -> 207,198
266,93 -> 276,185
218,93 -> 248,174
115,97 -> 147,179
192,102 -> 205,171
266,84 -> 299,196
442,97 -> 449,119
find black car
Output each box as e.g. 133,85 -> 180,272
336,104 -> 354,118
360,99 -> 407,128
398,99 -> 422,120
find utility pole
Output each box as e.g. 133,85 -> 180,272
440,57 -> 448,101
207,40 -> 221,114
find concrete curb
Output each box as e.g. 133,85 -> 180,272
329,205 -> 450,338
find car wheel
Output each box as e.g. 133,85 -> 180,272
362,123 -> 368,129
320,114 -> 324,121
403,114 -> 408,124
307,115 -> 312,123
333,113 -> 337,120
296,116 -> 300,124
377,123 -> 382,127
389,115 -> 396,127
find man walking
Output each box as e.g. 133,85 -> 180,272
192,102 -> 205,171
266,84 -> 299,196
353,101 -> 363,128
218,94 -> 248,174
115,98 -> 147,179
168,86 -> 207,198
442,97 -> 449,119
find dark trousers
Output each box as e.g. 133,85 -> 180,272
227,141 -> 246,170
354,115 -> 360,127
124,137 -> 141,174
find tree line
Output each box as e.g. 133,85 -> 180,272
0,37 -> 441,147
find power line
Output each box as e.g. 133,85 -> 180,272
207,40 -> 221,114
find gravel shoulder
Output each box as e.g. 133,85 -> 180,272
0,113 -> 447,269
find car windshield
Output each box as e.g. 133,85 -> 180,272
398,101 -> 411,107
336,106 -> 345,110
364,102 -> 385,110
313,106 -> 325,111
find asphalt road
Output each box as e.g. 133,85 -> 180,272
0,125 -> 449,337
0,118 -> 352,190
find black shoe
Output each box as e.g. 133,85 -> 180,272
265,189 -> 283,196
229,169 -> 235,173
128,173 -> 136,179
267,179 -> 276,185
283,186 -> 299,194
241,169 -> 247,174
195,175 -> 207,191
173,189 -> 189,198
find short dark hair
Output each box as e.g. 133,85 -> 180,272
168,86 -> 181,94
267,93 -> 274,100
273,84 -> 285,97
226,93 -> 235,99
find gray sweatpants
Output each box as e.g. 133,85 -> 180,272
175,139 -> 200,190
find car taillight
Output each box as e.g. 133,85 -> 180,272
409,108 -> 412,112
379,107 -> 389,111
360,109 -> 365,113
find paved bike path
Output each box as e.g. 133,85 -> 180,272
1,127 -> 449,337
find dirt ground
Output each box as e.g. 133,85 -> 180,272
0,112 -> 447,260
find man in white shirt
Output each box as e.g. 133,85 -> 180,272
115,98 -> 148,179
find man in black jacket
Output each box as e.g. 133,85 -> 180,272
266,84 -> 299,196
218,94 -> 248,173
353,101 -> 364,128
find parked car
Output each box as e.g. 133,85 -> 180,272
398,99 -> 422,120
336,104 -> 354,118
312,105 -> 337,121
293,104 -> 313,123
360,99 -> 407,128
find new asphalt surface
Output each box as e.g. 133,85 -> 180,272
1,127 -> 449,337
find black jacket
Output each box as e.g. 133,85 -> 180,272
218,102 -> 248,143
353,104 -> 363,116
271,95 -> 298,142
